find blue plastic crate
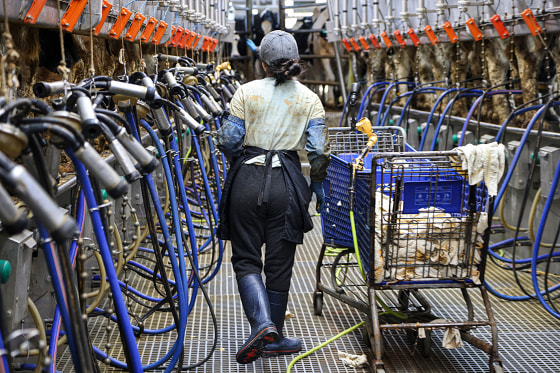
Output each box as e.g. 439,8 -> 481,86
321,152 -> 490,280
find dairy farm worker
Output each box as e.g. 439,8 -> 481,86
215,30 -> 330,364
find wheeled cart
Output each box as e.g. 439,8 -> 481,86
314,127 -> 503,373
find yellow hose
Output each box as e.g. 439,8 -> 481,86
286,321 -> 365,373
528,188 -> 558,248
24,298 -> 47,367
499,187 -> 528,232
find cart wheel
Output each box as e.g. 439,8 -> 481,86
406,329 -> 432,358
419,331 -> 432,358
313,290 -> 323,316
405,329 -> 416,344
398,290 -> 410,311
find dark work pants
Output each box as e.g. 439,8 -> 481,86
229,164 -> 297,293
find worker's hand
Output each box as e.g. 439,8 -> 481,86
310,181 -> 325,213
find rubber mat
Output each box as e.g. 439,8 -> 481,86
57,214 -> 560,373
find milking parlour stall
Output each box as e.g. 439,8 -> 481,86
0,1 -> 559,373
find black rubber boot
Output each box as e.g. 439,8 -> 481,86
262,290 -> 302,357
236,274 -> 278,364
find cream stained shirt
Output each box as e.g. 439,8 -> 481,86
229,77 -> 325,157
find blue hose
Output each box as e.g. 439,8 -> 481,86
0,326 -> 10,373
47,190 -> 85,373
486,103 -> 560,302
374,81 -> 416,127
395,86 -> 447,128
416,87 -> 460,150
136,122 -> 190,372
488,237 -> 560,264
493,105 -> 548,211
454,89 -> 522,148
531,152 -> 560,319
357,81 -> 389,119
495,104 -> 546,143
188,131 -> 223,283
379,91 -> 415,127
68,150 -> 143,372
419,91 -> 482,150
37,224 -> 81,371
16,364 -> 62,373
92,308 -> 176,335
214,116 -> 228,180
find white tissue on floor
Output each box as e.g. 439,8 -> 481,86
338,351 -> 369,368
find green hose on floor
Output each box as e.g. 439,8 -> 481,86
286,321 -> 366,373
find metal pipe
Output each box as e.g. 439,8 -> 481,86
327,0 -> 347,102
401,0 -> 408,22
340,0 -> 348,35
417,0 -> 426,21
351,0 -> 358,32
372,1 -> 380,26
361,0 -> 369,28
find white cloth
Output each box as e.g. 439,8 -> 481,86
442,327 -> 464,349
372,192 -> 482,283
477,212 -> 488,233
455,142 -> 506,196
338,351 -> 369,368
429,319 -> 463,349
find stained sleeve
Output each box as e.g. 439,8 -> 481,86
215,87 -> 246,163
215,114 -> 245,163
305,96 -> 330,182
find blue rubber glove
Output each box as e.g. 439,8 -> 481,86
310,181 -> 325,213
246,39 -> 257,52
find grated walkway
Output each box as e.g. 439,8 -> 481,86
59,214 -> 560,373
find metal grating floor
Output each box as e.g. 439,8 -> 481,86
57,214 -> 560,373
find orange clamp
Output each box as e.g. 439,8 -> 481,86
205,37 -> 215,52
424,25 -> 439,45
393,30 -> 406,47
490,14 -> 510,39
201,36 -> 210,52
141,17 -> 158,43
443,21 -> 459,43
93,0 -> 113,36
187,33 -> 202,50
341,38 -> 352,52
125,13 -> 146,42
349,37 -> 361,52
192,34 -> 203,49
407,28 -> 420,47
466,18 -> 483,41
169,27 -> 185,47
164,26 -> 178,47
24,0 -> 47,24
151,21 -> 169,45
358,36 -> 369,51
61,0 -> 89,32
210,38 -> 219,53
185,30 -> 196,49
381,31 -> 392,48
521,8 -> 542,36
368,34 -> 381,49
177,31 -> 188,48
109,7 -> 133,39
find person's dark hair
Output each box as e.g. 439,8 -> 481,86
266,58 -> 303,86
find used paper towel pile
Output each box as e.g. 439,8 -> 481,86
371,191 -> 482,284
